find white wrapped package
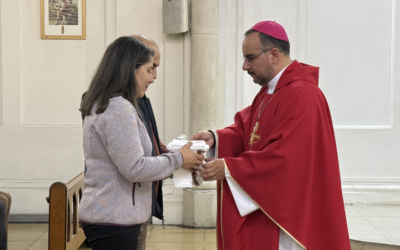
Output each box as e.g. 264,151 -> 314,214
172,168 -> 193,188
167,139 -> 209,188
167,139 -> 210,151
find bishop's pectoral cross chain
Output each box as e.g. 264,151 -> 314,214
249,92 -> 275,150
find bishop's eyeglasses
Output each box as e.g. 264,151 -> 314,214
243,48 -> 271,63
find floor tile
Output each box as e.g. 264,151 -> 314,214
78,242 -> 92,250
345,205 -> 362,217
26,238 -> 47,250
364,244 -> 400,250
151,225 -> 205,234
350,240 -> 364,250
146,224 -> 154,240
376,228 -> 400,246
147,231 -> 152,241
146,242 -> 205,250
8,223 -> 48,241
352,205 -> 400,217
35,230 -> 48,240
148,231 -> 205,244
204,242 -> 218,250
6,207 -> 400,250
7,240 -> 32,250
205,232 -> 217,243
347,216 -> 392,244
25,230 -> 49,250
364,217 -> 400,228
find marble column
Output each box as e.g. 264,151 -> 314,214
190,0 -> 219,135
183,0 -> 219,227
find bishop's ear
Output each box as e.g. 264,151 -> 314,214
270,48 -> 281,64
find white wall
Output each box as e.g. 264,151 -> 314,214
0,0 -> 191,220
220,0 -> 400,204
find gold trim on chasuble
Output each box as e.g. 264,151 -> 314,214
219,179 -> 225,250
223,159 -> 307,250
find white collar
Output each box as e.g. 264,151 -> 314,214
267,66 -> 288,94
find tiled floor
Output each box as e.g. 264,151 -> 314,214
7,205 -> 400,250
7,223 -> 217,250
346,205 -> 400,246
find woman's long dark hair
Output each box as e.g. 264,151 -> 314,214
80,36 -> 154,116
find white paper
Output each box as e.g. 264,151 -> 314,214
172,168 -> 193,188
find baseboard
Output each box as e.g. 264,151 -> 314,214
342,178 -> 400,205
9,213 -> 49,223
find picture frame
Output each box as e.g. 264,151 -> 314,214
41,0 -> 86,40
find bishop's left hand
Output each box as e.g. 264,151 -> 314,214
200,158 -> 226,181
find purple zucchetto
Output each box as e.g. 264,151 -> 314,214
251,21 -> 289,42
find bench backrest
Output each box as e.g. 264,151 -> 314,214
47,172 -> 85,250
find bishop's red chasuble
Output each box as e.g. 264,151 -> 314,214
216,60 -> 350,250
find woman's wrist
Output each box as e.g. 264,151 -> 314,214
177,150 -> 185,169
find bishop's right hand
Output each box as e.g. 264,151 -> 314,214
179,142 -> 204,172
190,131 -> 214,147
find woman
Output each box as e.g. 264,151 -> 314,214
79,36 -> 203,250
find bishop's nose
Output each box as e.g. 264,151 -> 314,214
242,60 -> 251,71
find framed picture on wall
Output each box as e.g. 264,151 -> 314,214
41,0 -> 86,40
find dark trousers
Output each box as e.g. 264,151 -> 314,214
0,201 -> 6,250
82,223 -> 141,250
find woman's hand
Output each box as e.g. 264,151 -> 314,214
179,142 -> 205,172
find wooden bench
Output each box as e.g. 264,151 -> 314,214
0,191 -> 11,237
47,171 -> 85,250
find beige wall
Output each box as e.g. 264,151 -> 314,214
0,0 -> 194,220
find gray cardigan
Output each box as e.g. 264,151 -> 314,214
79,97 -> 182,226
